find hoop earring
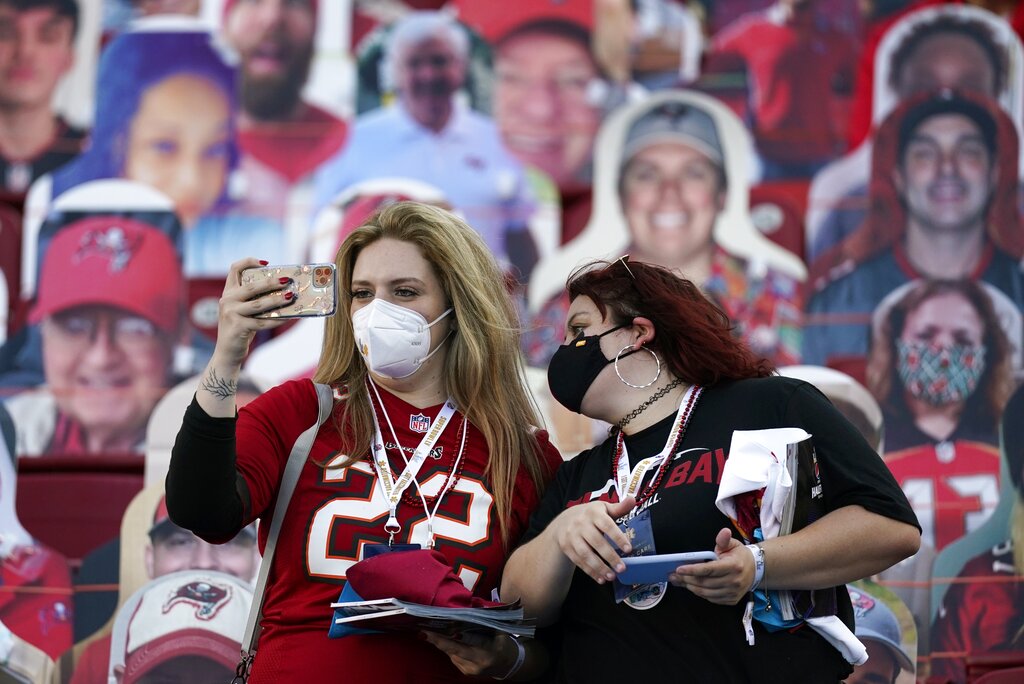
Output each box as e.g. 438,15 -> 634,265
615,345 -> 661,389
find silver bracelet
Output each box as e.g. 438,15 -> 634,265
493,634 -> 526,681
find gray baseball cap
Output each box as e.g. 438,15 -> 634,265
621,101 -> 724,166
848,587 -> 915,673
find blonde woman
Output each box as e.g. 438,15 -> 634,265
166,202 -> 560,683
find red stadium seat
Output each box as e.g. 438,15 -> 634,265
187,277 -> 296,348
185,277 -> 225,343
15,455 -> 144,566
749,180 -> 811,263
973,667 -> 1024,683
968,653 -> 1024,683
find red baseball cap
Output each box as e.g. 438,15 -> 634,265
346,549 -> 499,609
122,572 -> 252,684
454,0 -> 592,44
30,216 -> 184,335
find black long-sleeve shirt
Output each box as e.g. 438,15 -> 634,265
166,396 -> 251,543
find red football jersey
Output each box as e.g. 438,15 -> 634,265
235,380 -> 561,683
884,440 -> 1001,551
930,539 -> 1024,682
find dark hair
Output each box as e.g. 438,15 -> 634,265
896,93 -> 997,163
51,29 -> 239,206
567,258 -> 774,387
888,14 -> 1007,96
0,0 -> 78,38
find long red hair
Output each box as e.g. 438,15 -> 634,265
567,258 -> 774,386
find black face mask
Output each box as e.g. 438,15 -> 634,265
547,325 -> 634,414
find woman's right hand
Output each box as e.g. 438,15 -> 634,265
212,258 -> 292,367
546,497 -> 636,584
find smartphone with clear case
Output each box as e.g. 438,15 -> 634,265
240,263 -> 337,318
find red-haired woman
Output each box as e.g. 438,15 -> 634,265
501,258 -> 921,683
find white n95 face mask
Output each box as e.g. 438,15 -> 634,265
351,298 -> 454,379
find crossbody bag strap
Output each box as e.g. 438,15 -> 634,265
235,382 -> 334,680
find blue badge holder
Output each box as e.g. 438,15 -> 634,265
328,583 -> 382,639
328,544 -> 421,638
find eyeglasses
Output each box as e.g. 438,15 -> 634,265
44,310 -> 166,354
616,254 -> 635,280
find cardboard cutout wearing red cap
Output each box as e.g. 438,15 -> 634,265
30,216 -> 184,335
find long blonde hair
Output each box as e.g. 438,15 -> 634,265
314,201 -> 548,546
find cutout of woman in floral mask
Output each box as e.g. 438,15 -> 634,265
867,278 -> 1015,554
868,278 -> 1015,454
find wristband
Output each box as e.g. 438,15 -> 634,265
745,543 -> 765,593
494,634 -> 526,681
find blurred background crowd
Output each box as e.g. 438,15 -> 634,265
0,0 -> 1022,682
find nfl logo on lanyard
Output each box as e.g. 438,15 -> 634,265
409,413 -> 431,433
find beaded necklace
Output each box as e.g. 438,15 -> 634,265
612,385 -> 702,507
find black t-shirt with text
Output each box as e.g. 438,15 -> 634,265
524,377 -> 919,684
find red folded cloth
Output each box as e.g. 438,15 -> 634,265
346,549 -> 500,608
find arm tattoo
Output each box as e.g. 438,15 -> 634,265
201,369 -> 237,401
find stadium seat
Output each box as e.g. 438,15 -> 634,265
749,180 -> 810,263
969,653 -> 1024,683
15,455 -> 143,565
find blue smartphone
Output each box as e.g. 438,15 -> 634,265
617,551 -> 718,585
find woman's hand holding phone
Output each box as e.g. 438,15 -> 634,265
213,258 -> 294,367
240,263 -> 337,320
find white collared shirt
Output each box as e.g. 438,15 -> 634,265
312,102 -> 534,264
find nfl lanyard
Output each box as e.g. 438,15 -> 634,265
614,384 -> 701,500
367,380 -> 460,546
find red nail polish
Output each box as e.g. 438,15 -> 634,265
279,277 -> 290,284
284,292 -> 294,300
259,260 -> 269,265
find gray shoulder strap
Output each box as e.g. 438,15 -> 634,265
240,382 -> 334,660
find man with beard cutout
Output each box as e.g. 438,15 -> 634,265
222,0 -> 347,226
